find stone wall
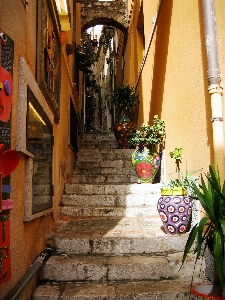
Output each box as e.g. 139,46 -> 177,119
78,1 -> 128,32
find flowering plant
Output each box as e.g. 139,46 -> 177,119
128,115 -> 166,154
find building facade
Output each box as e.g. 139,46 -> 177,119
0,0 -> 225,299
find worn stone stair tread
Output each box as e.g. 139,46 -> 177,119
61,193 -> 161,207
70,174 -> 138,184
74,160 -> 132,168
64,183 -> 163,195
72,167 -> 135,175
32,279 -> 196,300
76,149 -> 133,161
48,216 -> 192,255
39,252 -> 201,283
51,215 -> 167,237
59,205 -> 162,217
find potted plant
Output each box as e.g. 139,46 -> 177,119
161,147 -> 199,196
109,84 -> 140,149
157,147 -> 201,234
128,115 -> 166,183
109,84 -> 140,119
181,165 -> 225,298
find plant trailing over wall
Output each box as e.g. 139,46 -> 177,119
109,84 -> 140,120
128,115 -> 166,154
181,166 -> 225,297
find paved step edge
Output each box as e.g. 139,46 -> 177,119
59,206 -> 161,217
72,167 -> 135,175
32,279 -> 202,300
70,174 -> 138,184
39,253 -> 204,283
49,233 -> 190,255
64,183 -> 163,195
61,193 -> 161,207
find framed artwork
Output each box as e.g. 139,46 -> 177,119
37,0 -> 61,124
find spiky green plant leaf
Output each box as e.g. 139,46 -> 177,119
181,166 -> 225,293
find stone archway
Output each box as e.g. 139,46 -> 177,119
78,0 -> 128,33
77,0 -> 128,132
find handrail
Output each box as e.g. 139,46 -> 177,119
135,0 -> 164,90
3,244 -> 55,300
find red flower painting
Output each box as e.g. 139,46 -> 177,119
135,162 -> 152,180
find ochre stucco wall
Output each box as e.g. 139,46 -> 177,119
124,0 -> 225,181
0,0 -> 78,298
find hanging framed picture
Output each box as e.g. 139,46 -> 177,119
36,0 -> 61,124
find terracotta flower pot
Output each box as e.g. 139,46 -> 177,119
191,284 -> 225,299
114,117 -> 136,149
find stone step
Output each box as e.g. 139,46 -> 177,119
32,279 -> 196,300
49,216 -> 189,255
81,132 -> 117,143
70,174 -> 138,184
80,136 -> 119,149
73,165 -> 135,175
61,192 -> 161,207
64,183 -> 163,195
80,140 -> 119,149
39,251 -> 201,283
60,205 -> 160,217
77,149 -> 133,162
74,159 -> 132,169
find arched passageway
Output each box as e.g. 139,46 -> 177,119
77,1 -> 129,133
79,0 -> 128,33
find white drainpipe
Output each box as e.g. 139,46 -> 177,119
202,0 -> 225,180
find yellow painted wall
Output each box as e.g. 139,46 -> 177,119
124,0 -> 225,181
0,0 -> 79,298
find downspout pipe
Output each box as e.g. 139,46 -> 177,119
3,244 -> 55,300
202,0 -> 225,179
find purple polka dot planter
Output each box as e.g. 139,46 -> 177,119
157,195 -> 192,234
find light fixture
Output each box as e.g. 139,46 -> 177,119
104,26 -> 114,40
55,0 -> 68,13
84,33 -> 90,42
55,0 -> 70,31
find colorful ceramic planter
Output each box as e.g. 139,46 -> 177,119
114,117 -> 136,149
161,187 -> 186,196
191,284 -> 225,299
157,194 -> 192,234
131,147 -> 160,183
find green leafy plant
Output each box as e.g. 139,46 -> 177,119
181,166 -> 225,297
168,169 -> 200,195
77,41 -> 99,71
128,115 -> 166,154
167,147 -> 200,195
109,84 -> 140,119
169,147 -> 183,172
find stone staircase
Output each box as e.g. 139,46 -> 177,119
32,132 -> 204,300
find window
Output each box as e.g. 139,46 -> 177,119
27,87 -> 53,214
17,57 -> 54,221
